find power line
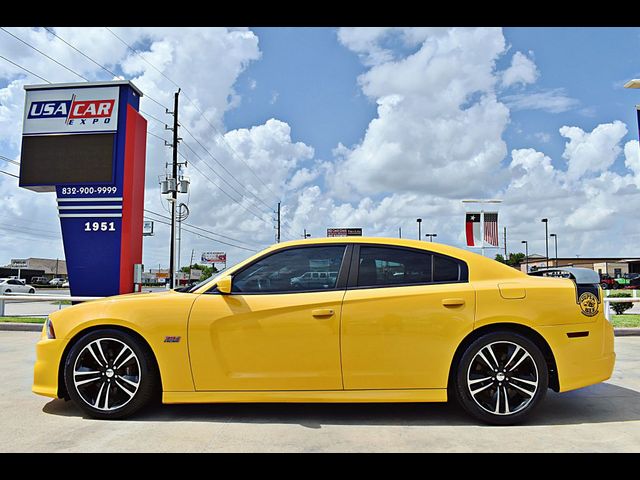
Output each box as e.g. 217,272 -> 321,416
147,133 -> 276,232
42,27 -> 120,79
180,124 -> 275,214
0,155 -> 20,166
181,152 -> 270,223
144,215 -> 258,253
144,209 -> 261,248
0,169 -> 18,178
180,139 -> 272,217
139,109 -> 167,125
0,27 -> 89,81
0,54 -> 51,83
103,26 -> 280,203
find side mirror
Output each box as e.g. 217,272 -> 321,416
216,276 -> 233,294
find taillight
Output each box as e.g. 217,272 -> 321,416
45,317 -> 56,339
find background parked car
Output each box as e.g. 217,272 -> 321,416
0,278 -> 36,294
61,280 -> 69,288
48,278 -> 65,287
31,276 -> 50,286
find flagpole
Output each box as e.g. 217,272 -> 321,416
481,205 -> 485,257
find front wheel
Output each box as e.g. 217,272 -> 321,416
64,329 -> 157,419
29,288 -> 35,294
453,331 -> 548,425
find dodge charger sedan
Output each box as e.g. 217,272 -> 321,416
33,238 -> 615,424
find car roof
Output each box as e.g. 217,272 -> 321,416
193,236 -> 527,294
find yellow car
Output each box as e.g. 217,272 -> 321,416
33,237 -> 615,425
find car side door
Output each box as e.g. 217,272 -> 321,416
7,279 -> 26,293
341,244 -> 475,390
188,244 -> 350,391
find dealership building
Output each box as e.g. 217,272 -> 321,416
520,255 -> 640,277
0,258 -> 67,282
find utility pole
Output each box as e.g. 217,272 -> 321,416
503,227 -> 507,259
399,227 -> 402,238
189,249 -> 194,282
276,202 -> 281,243
541,218 -> 549,268
168,89 -> 180,289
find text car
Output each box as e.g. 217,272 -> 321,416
33,237 -> 615,425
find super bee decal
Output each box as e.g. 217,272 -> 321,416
578,292 -> 599,317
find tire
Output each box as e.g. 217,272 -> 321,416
64,328 -> 157,420
600,282 -> 608,290
453,331 -> 548,425
29,288 -> 35,294
4,289 -> 10,294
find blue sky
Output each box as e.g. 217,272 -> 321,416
225,27 -> 376,161
227,27 -> 640,176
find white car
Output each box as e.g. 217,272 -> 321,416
61,280 -> 69,288
0,278 -> 36,294
48,278 -> 65,287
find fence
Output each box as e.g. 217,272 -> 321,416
0,293 -> 103,317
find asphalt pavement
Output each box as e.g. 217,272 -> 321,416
0,331 -> 638,452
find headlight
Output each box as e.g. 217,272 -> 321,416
45,316 -> 56,339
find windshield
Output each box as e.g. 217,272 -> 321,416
173,267 -> 228,293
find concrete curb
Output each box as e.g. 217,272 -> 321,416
613,328 -> 640,337
0,322 -> 639,335
0,323 -> 43,332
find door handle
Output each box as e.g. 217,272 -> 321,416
312,308 -> 335,318
442,298 -> 465,307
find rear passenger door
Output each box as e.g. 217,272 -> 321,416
341,245 -> 475,390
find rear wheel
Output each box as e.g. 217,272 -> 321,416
64,329 -> 157,419
29,288 -> 35,294
600,282 -> 608,290
454,331 -> 548,425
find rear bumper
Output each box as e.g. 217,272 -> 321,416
539,318 -> 615,393
33,336 -> 65,399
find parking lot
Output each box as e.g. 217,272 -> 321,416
1,331 -> 639,452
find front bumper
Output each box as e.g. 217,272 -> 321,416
33,334 -> 66,399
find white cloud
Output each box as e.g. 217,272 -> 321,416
624,140 -> 640,175
501,51 -> 539,87
502,88 -> 580,113
331,27 -> 509,200
560,120 -> 627,180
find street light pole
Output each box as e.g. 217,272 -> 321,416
425,233 -> 437,242
550,233 -> 558,266
541,218 -> 549,268
521,240 -> 528,273
416,218 -> 422,240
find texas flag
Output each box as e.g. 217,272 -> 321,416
465,213 -> 482,247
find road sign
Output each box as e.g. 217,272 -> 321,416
143,220 -> 154,236
201,252 -> 226,264
326,228 -> 363,237
10,259 -> 28,268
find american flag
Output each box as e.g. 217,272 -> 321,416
484,212 -> 499,246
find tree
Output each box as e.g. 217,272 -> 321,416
507,252 -> 526,267
181,263 -> 218,282
494,253 -> 526,267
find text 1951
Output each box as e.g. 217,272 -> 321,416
84,221 -> 116,232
